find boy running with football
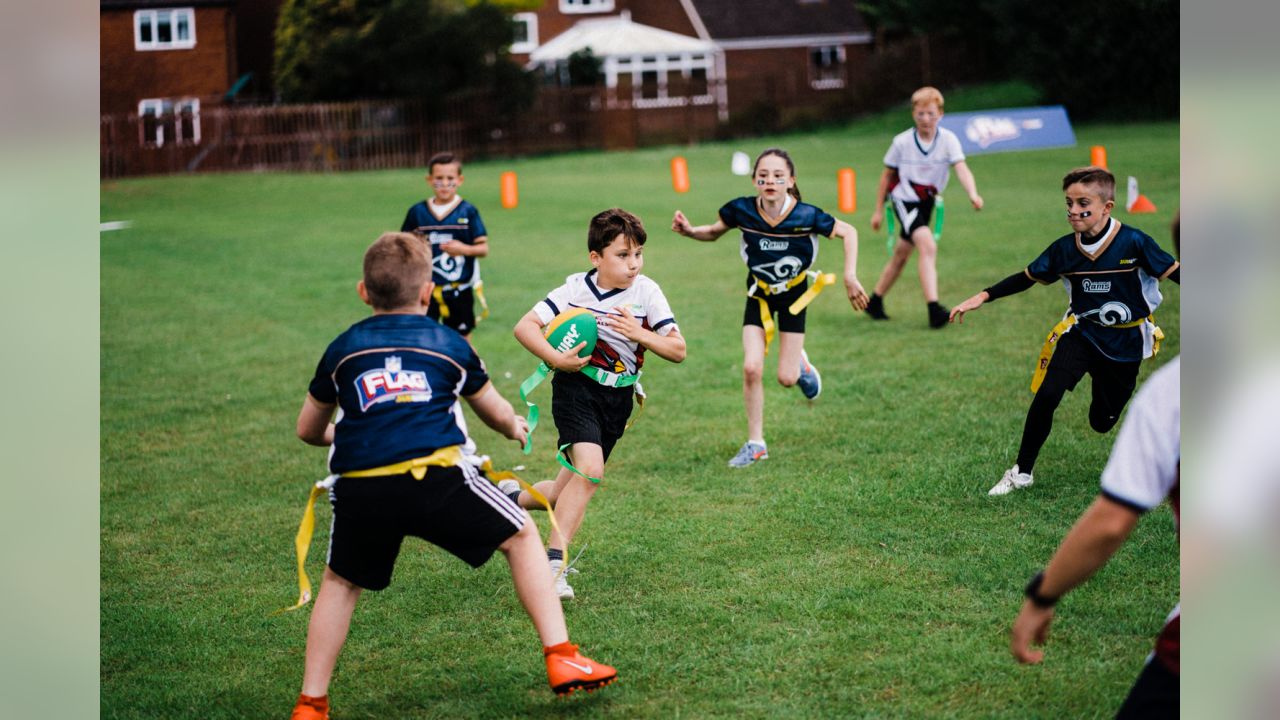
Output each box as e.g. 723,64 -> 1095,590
504,208 -> 686,600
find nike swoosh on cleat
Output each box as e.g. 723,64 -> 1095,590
559,659 -> 594,674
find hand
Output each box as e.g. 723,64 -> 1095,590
970,193 -> 985,211
440,240 -> 468,257
550,342 -> 590,373
870,208 -> 884,232
511,415 -> 530,449
671,210 -> 692,237
949,291 -> 988,324
844,274 -> 869,311
601,306 -> 644,342
1010,600 -> 1054,664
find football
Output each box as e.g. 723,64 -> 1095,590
543,308 -> 597,358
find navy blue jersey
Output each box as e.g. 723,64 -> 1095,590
308,313 -> 489,474
1027,219 -> 1179,361
400,199 -> 488,288
718,196 -> 837,288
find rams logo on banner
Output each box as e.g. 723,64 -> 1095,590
355,356 -> 432,411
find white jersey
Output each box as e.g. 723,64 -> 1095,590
533,270 -> 678,376
884,126 -> 965,202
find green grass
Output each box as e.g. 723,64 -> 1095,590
101,83 -> 1179,718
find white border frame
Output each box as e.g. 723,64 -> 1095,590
510,12 -> 539,54
134,8 -> 197,51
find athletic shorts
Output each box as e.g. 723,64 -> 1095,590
551,370 -> 634,463
326,463 -> 524,590
1040,329 -> 1141,413
742,273 -> 808,334
427,286 -> 476,335
1115,656 -> 1178,719
891,195 -> 937,242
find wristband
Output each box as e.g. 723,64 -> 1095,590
1024,571 -> 1060,608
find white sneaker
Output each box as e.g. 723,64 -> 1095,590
988,465 -> 1034,496
549,559 -> 577,600
497,479 -> 520,496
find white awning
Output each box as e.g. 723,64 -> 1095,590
529,12 -> 718,64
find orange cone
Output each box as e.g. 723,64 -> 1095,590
1125,175 -> 1157,213
1128,194 -> 1157,213
1090,145 -> 1107,169
837,168 -> 856,214
671,156 -> 690,194
500,171 -> 519,209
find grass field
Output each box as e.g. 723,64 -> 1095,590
101,83 -> 1179,718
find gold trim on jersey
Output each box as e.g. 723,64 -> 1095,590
755,195 -> 797,228
1074,219 -> 1121,260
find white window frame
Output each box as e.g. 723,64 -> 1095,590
603,53 -> 715,108
809,44 -> 846,90
138,97 -> 201,147
134,8 -> 197,51
559,0 -> 615,14
510,12 -> 538,53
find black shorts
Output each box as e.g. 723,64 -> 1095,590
428,286 -> 476,334
1041,328 -> 1141,412
551,370 -> 634,463
326,463 -> 524,590
891,196 -> 936,242
742,274 -> 808,334
1115,656 -> 1178,719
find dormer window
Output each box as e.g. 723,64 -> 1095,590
134,8 -> 196,51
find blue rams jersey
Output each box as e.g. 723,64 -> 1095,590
308,313 -> 490,474
400,198 -> 488,288
1026,219 -> 1179,361
718,195 -> 837,287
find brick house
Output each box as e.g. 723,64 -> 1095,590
100,0 -> 239,147
511,0 -> 872,118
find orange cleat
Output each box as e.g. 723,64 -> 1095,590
290,694 -> 329,720
545,644 -> 618,696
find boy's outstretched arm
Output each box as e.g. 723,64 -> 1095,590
832,218 -> 868,311
513,310 -> 591,372
671,211 -> 729,242
602,307 -> 686,363
297,394 -> 336,446
953,160 -> 984,210
465,382 -> 529,448
949,271 -> 1036,323
869,167 -> 897,231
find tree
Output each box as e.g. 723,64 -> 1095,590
274,0 -> 535,111
856,0 -> 1177,120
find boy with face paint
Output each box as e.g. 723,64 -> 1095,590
949,167 -> 1180,496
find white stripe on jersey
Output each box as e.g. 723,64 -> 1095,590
460,461 -> 525,529
533,271 -> 678,375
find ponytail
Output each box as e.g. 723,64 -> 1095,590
788,183 -> 802,202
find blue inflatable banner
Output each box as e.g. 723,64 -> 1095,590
939,105 -> 1076,155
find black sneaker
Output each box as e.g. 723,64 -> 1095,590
928,302 -> 950,329
866,294 -> 889,320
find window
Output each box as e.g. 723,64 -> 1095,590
809,45 -> 845,89
559,0 -> 615,13
511,12 -> 538,53
135,8 -> 196,50
602,52 -> 716,107
138,98 -> 201,147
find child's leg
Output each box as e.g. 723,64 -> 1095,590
1087,360 -> 1141,433
742,326 -> 767,442
911,226 -> 940,303
776,331 -> 805,387
300,567 -> 363,698
873,238 -> 914,297
499,515 -> 569,646
517,466 -> 575,510
546,443 -> 605,553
